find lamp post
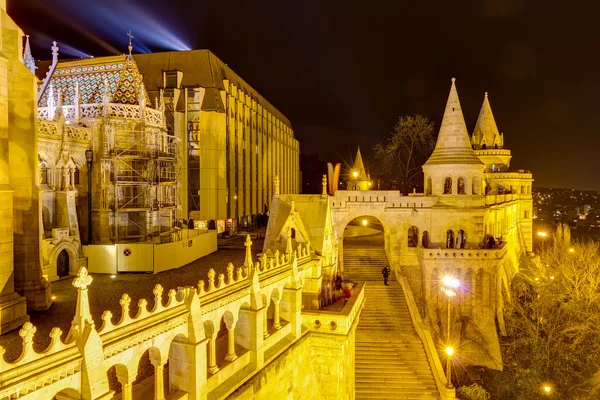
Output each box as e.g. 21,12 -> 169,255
85,150 -> 93,244
352,170 -> 358,190
441,275 -> 460,389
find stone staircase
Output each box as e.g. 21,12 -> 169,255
344,236 -> 441,399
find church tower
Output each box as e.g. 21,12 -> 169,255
423,78 -> 484,197
472,92 -> 512,172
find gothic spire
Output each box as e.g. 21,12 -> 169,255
23,35 -> 36,74
126,30 -> 134,62
424,78 -> 482,166
472,92 -> 502,149
352,147 -> 367,178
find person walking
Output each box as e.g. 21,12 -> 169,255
382,265 -> 391,285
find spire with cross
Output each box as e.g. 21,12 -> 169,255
127,30 -> 134,61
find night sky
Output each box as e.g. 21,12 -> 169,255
9,0 -> 600,191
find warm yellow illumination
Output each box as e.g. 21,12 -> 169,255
362,219 -> 368,226
352,171 -> 358,178
442,289 -> 456,297
51,295 -> 57,300
445,346 -> 454,356
544,385 -> 551,393
442,275 -> 460,288
368,181 -> 372,187
550,276 -> 555,280
110,275 -> 116,279
568,247 -> 574,253
234,195 -> 238,200
537,231 -> 548,237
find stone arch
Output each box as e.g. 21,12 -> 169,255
443,177 -> 452,194
53,388 -> 81,400
105,363 -> 131,396
49,240 -> 79,279
167,333 -> 189,392
407,226 -> 418,248
456,229 -> 467,249
235,302 -> 252,352
457,177 -> 466,194
42,206 -> 51,233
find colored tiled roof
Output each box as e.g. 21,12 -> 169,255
38,55 -> 151,107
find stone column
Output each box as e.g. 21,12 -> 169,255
281,287 -> 302,338
224,323 -> 238,361
150,356 -> 167,400
272,299 -> 281,330
115,369 -> 137,400
207,335 -> 219,374
263,307 -> 269,338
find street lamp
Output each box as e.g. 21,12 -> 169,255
352,170 -> 358,190
362,219 -> 368,226
537,231 -> 548,237
85,149 -> 93,244
441,274 -> 459,389
543,385 -> 552,395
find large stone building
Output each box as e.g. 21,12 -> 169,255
132,50 -> 300,233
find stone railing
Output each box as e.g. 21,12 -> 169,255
38,103 -> 164,128
420,243 -> 507,260
485,193 -> 521,205
0,237 -> 327,400
397,276 -> 455,400
331,190 -> 438,209
302,282 -> 365,335
38,119 -> 92,142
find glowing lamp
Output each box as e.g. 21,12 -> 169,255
544,385 -> 551,393
51,295 -> 57,300
537,231 -> 548,237
445,347 -> 454,356
443,289 -> 456,297
568,247 -> 574,253
442,276 -> 460,288
362,219 -> 368,226
352,171 -> 358,178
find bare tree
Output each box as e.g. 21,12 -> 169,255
502,241 -> 600,399
373,114 -> 435,194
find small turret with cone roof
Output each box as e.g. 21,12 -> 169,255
471,92 -> 512,172
351,147 -> 371,190
422,78 -> 484,197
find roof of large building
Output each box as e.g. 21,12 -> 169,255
424,79 -> 483,166
352,147 -> 367,179
472,92 -> 502,149
36,55 -> 151,107
132,50 -> 291,127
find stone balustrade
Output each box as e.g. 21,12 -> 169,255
420,243 -> 507,260
0,238 -> 349,400
38,103 -> 164,128
331,190 -> 438,209
303,282 -> 365,335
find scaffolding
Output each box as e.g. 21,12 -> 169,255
102,125 -> 181,243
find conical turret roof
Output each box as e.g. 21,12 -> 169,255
472,92 -> 501,148
353,147 -> 367,178
425,78 -> 482,166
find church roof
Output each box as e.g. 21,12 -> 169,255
424,78 -> 483,166
353,147 -> 367,178
36,55 -> 151,107
472,92 -> 502,148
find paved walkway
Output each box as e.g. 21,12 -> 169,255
0,235 -> 265,362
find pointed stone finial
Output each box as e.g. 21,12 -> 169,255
19,322 -> 36,360
67,266 -> 94,342
153,284 -> 164,311
322,175 -> 328,196
472,90 -> 502,150
23,35 -> 36,74
227,263 -> 234,283
274,175 -> 280,196
207,268 -> 216,290
484,91 -> 488,98
290,200 -> 296,215
244,234 -> 253,268
51,41 -> 59,61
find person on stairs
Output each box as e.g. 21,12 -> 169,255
382,265 -> 391,285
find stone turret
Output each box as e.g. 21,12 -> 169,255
351,147 -> 371,190
423,78 -> 484,196
472,92 -> 512,172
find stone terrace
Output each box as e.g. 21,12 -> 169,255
0,235 -> 265,361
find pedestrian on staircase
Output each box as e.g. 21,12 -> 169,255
382,265 -> 390,285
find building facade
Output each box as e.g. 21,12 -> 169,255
133,50 -> 300,233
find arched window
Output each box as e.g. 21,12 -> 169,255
408,226 -> 418,247
482,143 -> 487,150
290,228 -> 296,239
446,230 -> 454,248
422,231 -> 430,248
498,185 -> 505,194
426,177 -> 432,195
443,177 -> 452,194
472,177 -> 480,195
457,229 -> 466,249
457,177 -> 466,194
74,167 -> 80,185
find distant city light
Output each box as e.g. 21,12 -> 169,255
51,295 -> 57,300
362,219 -> 368,226
568,247 -> 574,253
537,231 -> 548,237
543,385 -> 552,394
110,275 -> 116,279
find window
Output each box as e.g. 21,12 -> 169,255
457,229 -> 466,249
408,226 -> 418,248
165,71 -> 177,88
457,177 -> 466,194
524,210 -> 529,219
291,228 -> 296,239
446,230 -> 454,248
443,177 -> 452,194
422,231 -> 430,248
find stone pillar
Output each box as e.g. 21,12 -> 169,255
281,287 -> 302,338
115,368 -> 137,400
337,237 -> 344,275
224,322 -> 238,361
263,307 -> 269,338
207,335 -> 219,374
272,299 -> 281,330
150,356 -> 167,400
